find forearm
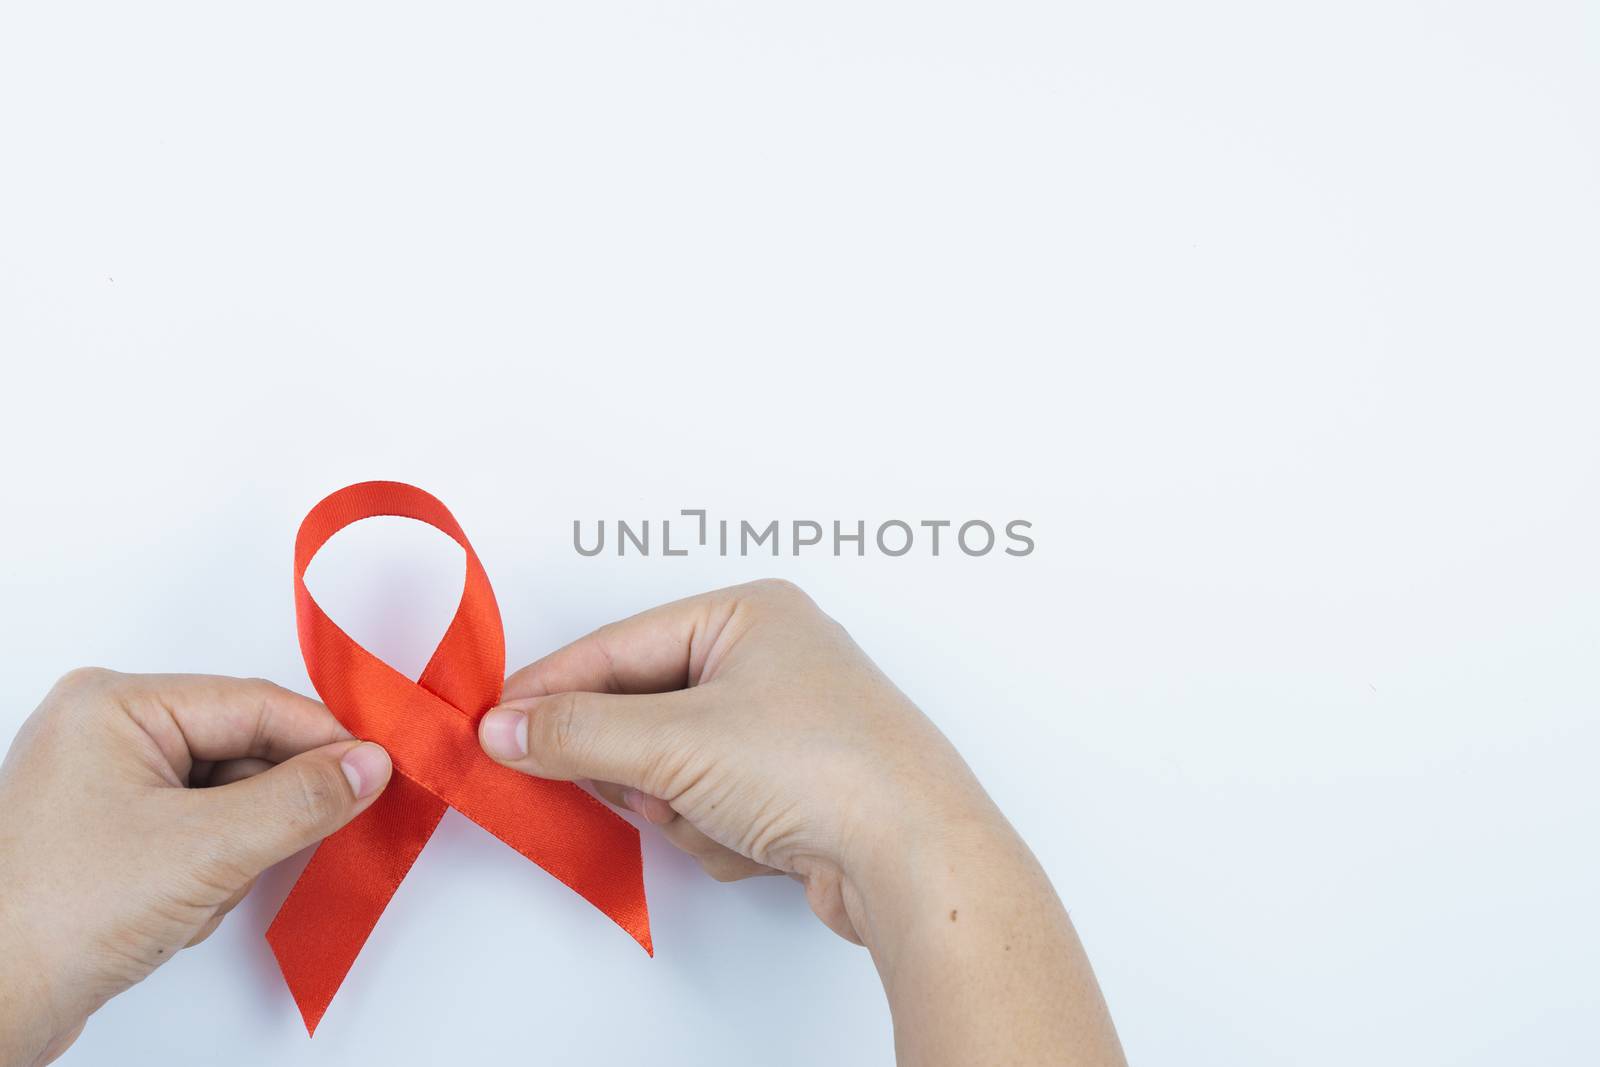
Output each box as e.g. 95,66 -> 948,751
850,811 -> 1125,1067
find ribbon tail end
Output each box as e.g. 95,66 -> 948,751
266,921 -> 338,1039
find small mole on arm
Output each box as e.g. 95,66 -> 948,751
949,909 -> 958,922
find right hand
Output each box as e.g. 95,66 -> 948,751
478,580 -> 1126,1065
476,578 -> 997,944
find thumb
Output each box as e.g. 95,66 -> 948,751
201,740 -> 392,878
478,691 -> 693,794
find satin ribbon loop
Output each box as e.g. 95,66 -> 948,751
267,481 -> 651,1035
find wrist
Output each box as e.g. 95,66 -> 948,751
838,782 -> 1126,1066
0,891 -> 55,1067
841,783 -> 1026,961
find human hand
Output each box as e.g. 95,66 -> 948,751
0,671 -> 392,1067
478,578 -> 992,941
478,580 -> 1125,1065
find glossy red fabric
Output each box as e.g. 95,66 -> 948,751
266,481 -> 651,1035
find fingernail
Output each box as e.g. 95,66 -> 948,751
480,707 -> 529,760
340,742 -> 391,799
623,788 -> 647,816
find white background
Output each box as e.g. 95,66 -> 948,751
1,2 -> 1596,1064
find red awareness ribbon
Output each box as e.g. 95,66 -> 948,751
266,481 -> 651,1035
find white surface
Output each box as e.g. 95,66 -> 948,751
1,2 -> 1597,1064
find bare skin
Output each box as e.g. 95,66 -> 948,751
0,581 -> 1123,1066
478,579 -> 1125,1066
0,672 -> 392,1067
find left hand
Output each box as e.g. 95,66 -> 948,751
0,669 -> 392,1067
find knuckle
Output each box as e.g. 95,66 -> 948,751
750,577 -> 805,601
285,762 -> 347,825
41,667 -> 121,728
240,676 -> 277,696
639,745 -> 695,802
533,692 -> 585,763
54,665 -> 113,694
241,676 -> 291,700
741,578 -> 820,619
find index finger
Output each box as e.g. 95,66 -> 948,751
503,584 -> 751,700
106,672 -> 351,773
